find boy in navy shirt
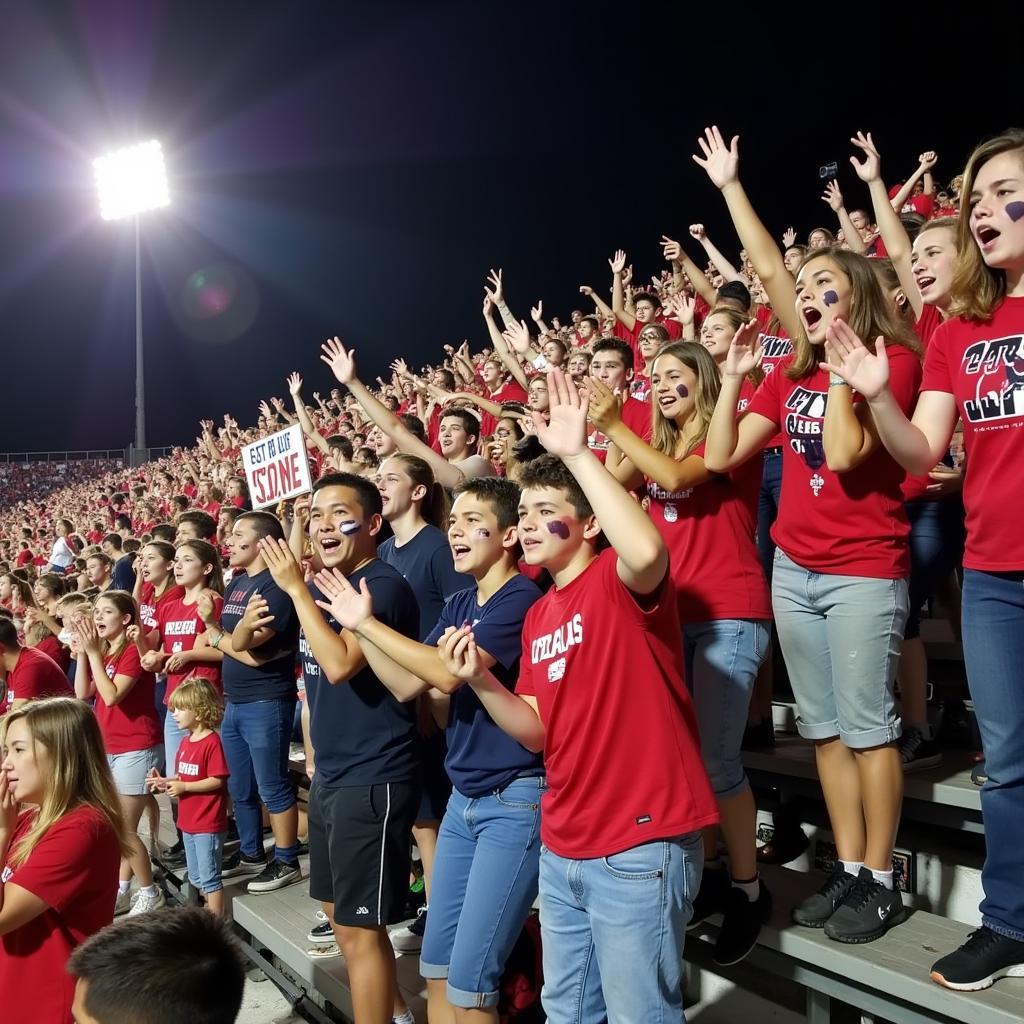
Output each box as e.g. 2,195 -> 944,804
258,473 -> 420,1024
313,476 -> 544,1019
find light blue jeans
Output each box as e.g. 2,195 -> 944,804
420,776 -> 543,1008
683,619 -> 770,798
539,832 -> 702,1024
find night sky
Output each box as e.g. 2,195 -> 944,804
2,0 -> 1022,452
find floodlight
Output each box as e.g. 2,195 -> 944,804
94,140 -> 170,221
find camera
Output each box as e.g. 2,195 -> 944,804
819,161 -> 839,180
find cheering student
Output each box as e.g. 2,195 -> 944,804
0,616 -> 73,714
697,125 -> 921,943
198,512 -> 302,892
375,453 -> 472,953
314,476 -> 544,1021
441,370 -> 717,1024
68,907 -> 245,1024
0,699 -> 128,1024
255,473 -> 420,1024
589,341 -> 772,966
822,128 -> 1024,990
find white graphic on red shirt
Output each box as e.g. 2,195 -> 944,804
962,335 -> 1024,423
531,613 -> 583,664
810,473 -> 825,497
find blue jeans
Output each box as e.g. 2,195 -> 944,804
772,550 -> 909,748
539,832 -> 702,1024
756,450 -> 783,581
684,619 -> 770,798
183,831 -> 224,894
420,777 -> 543,1008
904,498 -> 965,639
962,569 -> 1024,941
221,699 -> 296,858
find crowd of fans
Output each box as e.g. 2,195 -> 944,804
0,458 -> 124,511
1,122 -> 1023,1024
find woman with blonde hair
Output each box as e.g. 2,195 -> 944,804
0,698 -> 130,1022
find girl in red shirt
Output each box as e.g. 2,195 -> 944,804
698,125 -> 922,944
590,340 -> 772,966
133,541 -> 182,633
0,698 -> 128,1024
73,592 -> 165,919
825,129 -> 1024,991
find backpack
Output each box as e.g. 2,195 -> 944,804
498,912 -> 544,1024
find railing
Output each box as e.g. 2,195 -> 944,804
0,447 -> 179,465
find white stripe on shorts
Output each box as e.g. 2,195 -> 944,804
376,783 -> 392,924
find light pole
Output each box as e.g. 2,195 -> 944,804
94,140 -> 170,460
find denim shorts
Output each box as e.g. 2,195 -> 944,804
772,549 -> 908,748
163,714 -> 189,777
420,776 -> 543,1009
108,746 -> 164,796
183,831 -> 224,894
684,619 -> 770,798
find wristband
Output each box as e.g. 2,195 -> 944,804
829,374 -> 849,388
210,631 -> 223,650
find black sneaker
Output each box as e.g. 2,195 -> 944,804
714,882 -> 773,966
792,862 -> 858,927
687,868 -> 731,930
390,906 -> 428,953
741,719 -> 776,751
247,858 -> 302,894
930,927 -> 1024,991
899,727 -> 942,772
307,919 -> 335,944
971,760 -> 988,786
823,867 -> 906,944
222,850 -> 268,879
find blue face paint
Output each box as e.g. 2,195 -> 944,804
1006,201 -> 1024,222
823,289 -> 839,307
340,521 -> 361,535
675,384 -> 689,398
547,520 -> 570,539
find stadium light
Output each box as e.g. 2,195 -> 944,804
94,140 -> 170,457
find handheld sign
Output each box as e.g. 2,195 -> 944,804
241,424 -> 312,510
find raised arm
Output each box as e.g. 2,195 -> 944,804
690,224 -> 746,283
692,125 -> 802,340
578,283 -> 613,321
288,373 -> 331,456
609,249 -> 636,331
821,180 -> 866,254
889,151 -> 938,212
660,236 -> 718,308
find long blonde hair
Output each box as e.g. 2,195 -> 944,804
788,247 -> 920,379
949,129 -> 1024,322
650,342 -> 722,459
1,698 -> 132,867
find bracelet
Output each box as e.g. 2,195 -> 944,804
829,374 -> 850,388
210,631 -> 223,650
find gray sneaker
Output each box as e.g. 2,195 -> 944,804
247,858 -> 302,894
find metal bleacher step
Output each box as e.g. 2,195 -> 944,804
232,879 -> 427,1023
693,864 -> 1024,1024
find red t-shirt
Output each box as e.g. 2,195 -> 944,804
139,581 -> 184,632
174,732 -> 230,834
614,314 -> 683,363
587,394 -> 652,461
1,646 -> 72,715
515,548 -> 718,858
479,380 -> 529,437
921,296 -> 1024,571
86,530 -> 105,545
96,643 -> 162,754
646,443 -> 772,622
15,548 -> 33,567
758,329 -> 793,450
35,633 -> 71,674
902,305 -> 949,502
0,805 -> 120,1024
744,347 -> 922,577
156,592 -> 224,702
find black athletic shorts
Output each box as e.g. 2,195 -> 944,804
308,780 -> 419,927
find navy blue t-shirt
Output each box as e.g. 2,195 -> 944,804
302,560 -> 420,786
111,555 -> 136,593
425,575 -> 544,797
220,568 -> 299,703
378,526 -> 472,642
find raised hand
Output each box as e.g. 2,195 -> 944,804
664,292 -> 695,327
257,537 -> 306,597
486,268 -> 504,305
688,223 -> 706,241
608,249 -> 627,275
918,150 -> 938,171
503,319 -> 534,355
313,567 -> 374,631
530,300 -> 544,323
391,357 -> 410,378
320,336 -> 358,385
849,131 -> 881,183
819,318 -> 890,399
587,376 -> 623,431
578,284 -> 594,297
287,372 -> 303,397
782,227 -> 797,249
692,125 -> 740,189
723,319 -> 765,378
271,397 -> 286,413
76,616 -> 101,655
821,180 -> 844,212
258,400 -> 273,421
661,235 -> 683,263
532,370 -> 588,459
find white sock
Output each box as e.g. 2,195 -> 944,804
139,883 -> 159,897
871,868 -> 894,891
840,859 -> 862,877
731,875 -> 761,902
118,880 -> 130,895
392,1013 -> 415,1024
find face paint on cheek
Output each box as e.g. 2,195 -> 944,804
472,528 -> 490,539
675,384 -> 689,398
547,520 -> 571,540
1006,201 -> 1024,222
340,521 -> 361,536
822,290 -> 839,307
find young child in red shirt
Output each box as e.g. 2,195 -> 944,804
148,677 -> 230,916
439,370 -> 717,1024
